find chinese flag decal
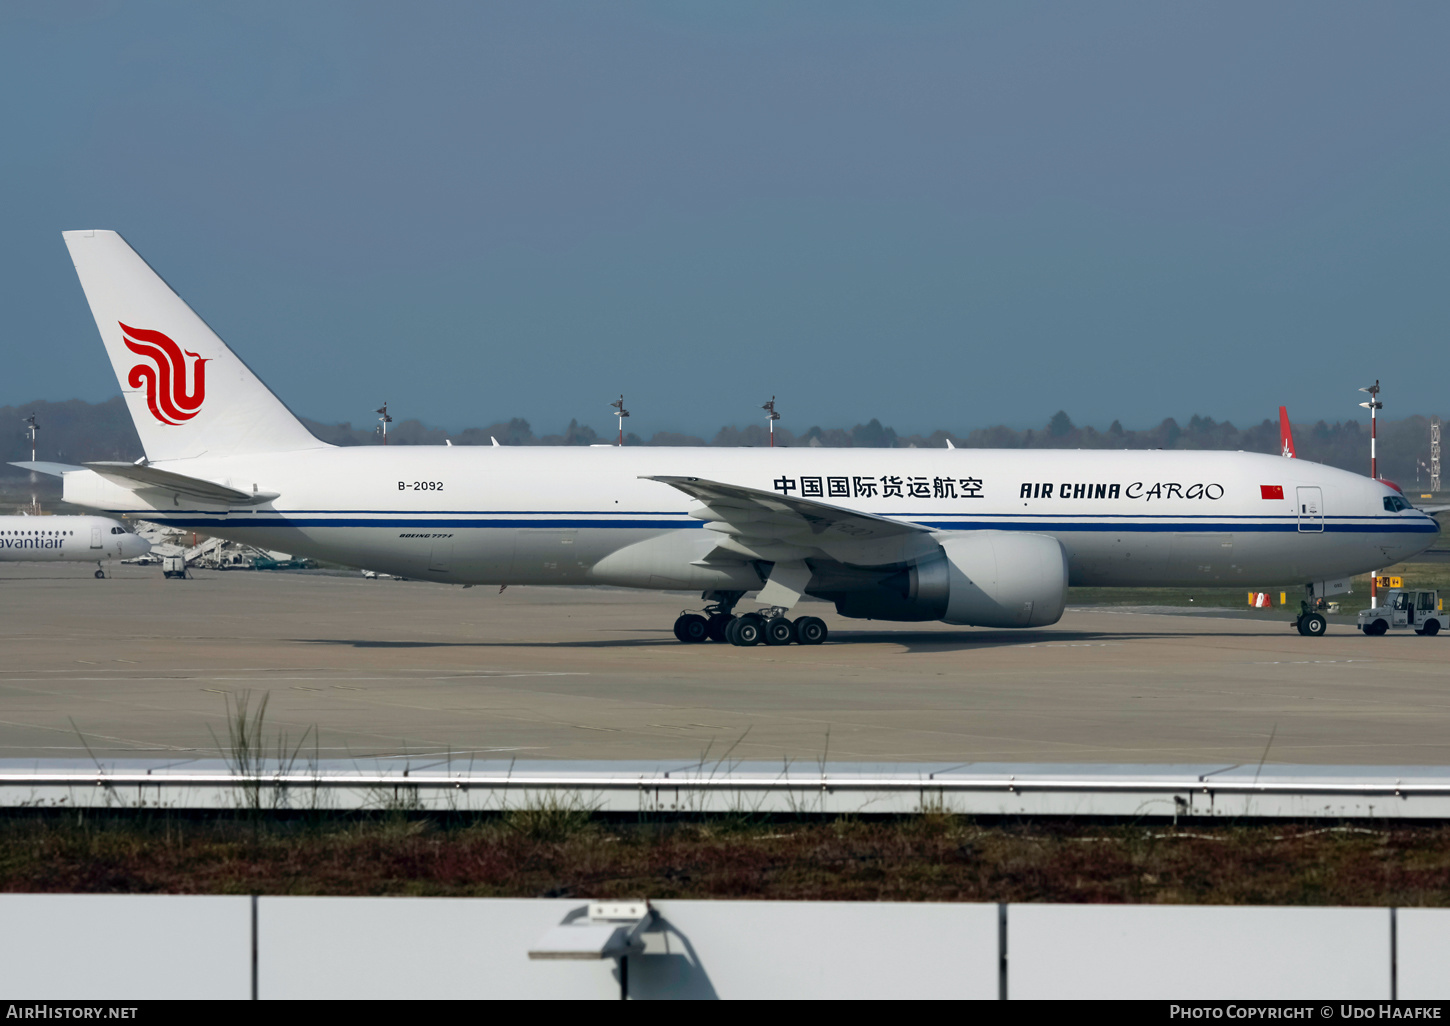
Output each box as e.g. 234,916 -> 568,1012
1261,485 -> 1285,500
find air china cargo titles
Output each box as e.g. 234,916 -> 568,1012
1020,482 -> 1225,501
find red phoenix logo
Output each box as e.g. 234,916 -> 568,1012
120,323 -> 209,425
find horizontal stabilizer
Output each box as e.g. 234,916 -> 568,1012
8,461 -> 86,477
84,461 -> 278,506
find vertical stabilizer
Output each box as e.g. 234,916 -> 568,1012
62,230 -> 326,462
1278,406 -> 1296,459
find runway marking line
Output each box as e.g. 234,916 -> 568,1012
1252,660 -> 1374,665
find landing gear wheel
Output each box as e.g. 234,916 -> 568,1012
1417,620 -> 1440,636
94,569 -> 105,579
795,616 -> 828,645
764,617 -> 795,646
1364,619 -> 1388,636
1298,613 -> 1326,637
729,614 -> 764,647
673,613 -> 709,644
706,613 -> 732,643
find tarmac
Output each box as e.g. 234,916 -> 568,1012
2,563 -> 1448,766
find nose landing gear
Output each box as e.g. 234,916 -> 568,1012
1293,585 -> 1328,637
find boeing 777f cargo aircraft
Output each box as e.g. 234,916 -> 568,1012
15,231 -> 1439,644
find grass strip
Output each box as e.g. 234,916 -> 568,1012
3,812 -> 1449,906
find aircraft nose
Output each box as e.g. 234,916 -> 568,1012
125,536 -> 151,558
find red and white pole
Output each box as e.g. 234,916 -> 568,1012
610,395 -> 629,446
762,396 -> 779,448
1360,381 -> 1383,608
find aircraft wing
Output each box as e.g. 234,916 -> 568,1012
84,462 -> 278,506
643,474 -> 932,566
9,461 -> 85,476
1415,504 -> 1450,515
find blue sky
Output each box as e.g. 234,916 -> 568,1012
2,2 -> 1447,436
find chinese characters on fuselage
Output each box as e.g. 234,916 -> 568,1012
765,476 -> 1226,503
773,475 -> 984,500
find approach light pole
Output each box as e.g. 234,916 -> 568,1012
610,395 -> 629,446
1359,381 -> 1383,608
762,396 -> 780,447
376,402 -> 392,445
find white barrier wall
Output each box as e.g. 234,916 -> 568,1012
1396,909 -> 1450,1000
1008,904 -> 1391,1000
0,894 -> 251,1000
0,894 -> 1441,1000
637,900 -> 1000,999
258,897 -> 618,1000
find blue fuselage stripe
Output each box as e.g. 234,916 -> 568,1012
126,513 -> 1439,535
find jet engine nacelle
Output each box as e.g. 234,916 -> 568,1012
834,531 -> 1068,627
929,531 -> 1068,627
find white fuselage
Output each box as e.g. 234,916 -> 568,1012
60,446 -> 1436,594
0,515 -> 149,564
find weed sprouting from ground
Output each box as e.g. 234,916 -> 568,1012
2,813 -> 1449,904
207,690 -> 318,812
501,795 -> 597,843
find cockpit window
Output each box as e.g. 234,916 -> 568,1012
1383,496 -> 1411,512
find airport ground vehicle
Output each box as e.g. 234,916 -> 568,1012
162,555 -> 187,579
252,556 -> 316,571
1357,589 -> 1445,636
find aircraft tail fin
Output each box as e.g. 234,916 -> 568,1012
1278,406 -> 1296,459
61,230 -> 326,462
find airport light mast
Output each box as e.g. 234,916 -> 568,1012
762,396 -> 780,447
23,413 -> 38,512
376,402 -> 392,445
610,395 -> 629,446
1433,417 -> 1442,493
1359,381 -> 1383,608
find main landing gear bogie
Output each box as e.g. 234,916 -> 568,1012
672,613 -> 710,643
671,610 -> 828,647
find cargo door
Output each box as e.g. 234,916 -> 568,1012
428,537 -> 453,574
89,527 -> 102,549
1296,486 -> 1323,533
